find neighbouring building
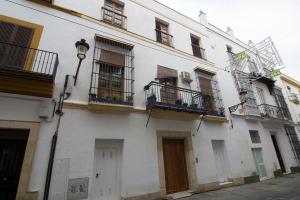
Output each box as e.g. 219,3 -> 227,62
0,0 -> 299,200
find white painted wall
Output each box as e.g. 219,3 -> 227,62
0,0 -> 298,199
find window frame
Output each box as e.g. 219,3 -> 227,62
103,0 -> 125,27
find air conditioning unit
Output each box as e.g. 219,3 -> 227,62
181,71 -> 192,83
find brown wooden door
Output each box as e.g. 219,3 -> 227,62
163,139 -> 188,194
271,135 -> 286,173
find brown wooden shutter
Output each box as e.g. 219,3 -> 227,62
0,21 -> 34,68
198,77 -> 212,94
157,66 -> 178,79
100,49 -> 125,66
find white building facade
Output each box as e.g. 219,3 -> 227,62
0,0 -> 299,200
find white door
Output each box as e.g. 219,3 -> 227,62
251,148 -> 267,178
94,148 -> 120,200
212,141 -> 228,182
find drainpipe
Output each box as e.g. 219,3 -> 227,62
43,75 -> 71,200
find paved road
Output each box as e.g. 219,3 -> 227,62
183,174 -> 300,200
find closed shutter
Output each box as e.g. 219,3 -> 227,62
0,21 -> 34,68
100,49 -> 125,66
198,77 -> 212,94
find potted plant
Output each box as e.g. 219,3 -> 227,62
219,107 -> 225,116
89,93 -> 97,101
175,98 -> 183,106
147,94 -> 157,105
106,95 -> 113,103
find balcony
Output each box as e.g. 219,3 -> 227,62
0,42 -> 58,98
101,7 -> 127,29
144,81 -> 225,121
191,44 -> 206,60
155,29 -> 173,47
259,104 -> 291,121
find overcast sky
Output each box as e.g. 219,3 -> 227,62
156,0 -> 300,81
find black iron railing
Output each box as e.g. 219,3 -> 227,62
259,104 -> 291,121
101,7 -> 127,29
144,81 -> 225,116
155,29 -> 173,47
0,42 -> 59,80
192,44 -> 206,60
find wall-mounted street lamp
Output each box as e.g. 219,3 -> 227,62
74,39 -> 90,85
228,89 -> 248,113
44,39 -> 90,200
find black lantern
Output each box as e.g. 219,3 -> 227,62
74,39 -> 90,85
75,39 -> 90,60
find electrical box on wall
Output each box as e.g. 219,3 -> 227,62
181,71 -> 192,83
39,99 -> 56,120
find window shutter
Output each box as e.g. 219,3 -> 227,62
157,66 -> 178,79
100,50 -> 125,66
0,21 -> 34,68
198,77 -> 212,93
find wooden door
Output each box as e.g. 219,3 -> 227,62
0,129 -> 28,200
271,135 -> 286,173
0,21 -> 34,69
163,139 -> 188,194
94,148 -> 120,200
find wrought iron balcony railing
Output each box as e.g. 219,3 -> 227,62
144,81 -> 225,117
0,42 -> 59,81
101,7 -> 127,29
191,44 -> 206,60
155,29 -> 173,47
259,104 -> 291,121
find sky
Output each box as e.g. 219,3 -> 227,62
156,0 -> 300,81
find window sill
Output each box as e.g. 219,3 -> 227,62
87,102 -> 134,114
100,20 -> 127,30
202,115 -> 228,123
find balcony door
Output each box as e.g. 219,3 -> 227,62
0,21 -> 34,69
198,76 -> 215,112
156,21 -> 170,45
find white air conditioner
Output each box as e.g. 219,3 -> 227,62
181,71 -> 192,83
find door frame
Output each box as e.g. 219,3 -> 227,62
157,131 -> 197,195
211,140 -> 229,183
0,120 -> 40,200
270,133 -> 286,173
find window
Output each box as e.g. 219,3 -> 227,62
256,87 -> 266,105
90,36 -> 134,105
191,35 -> 205,59
157,66 -> 178,104
196,69 -> 223,115
249,130 -> 261,143
102,0 -> 125,27
97,50 -> 125,98
155,20 -> 172,46
226,45 -> 232,53
226,45 -> 234,60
